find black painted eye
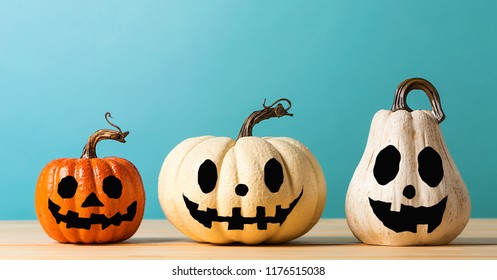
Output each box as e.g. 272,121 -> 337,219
58,176 -> 78,198
264,158 -> 284,193
374,145 -> 401,185
103,176 -> 123,199
198,159 -> 217,193
418,146 -> 444,187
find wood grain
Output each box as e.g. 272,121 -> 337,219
1,219 -> 496,260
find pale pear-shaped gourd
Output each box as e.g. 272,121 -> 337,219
346,78 -> 471,246
158,99 -> 327,244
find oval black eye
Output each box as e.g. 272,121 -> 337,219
418,146 -> 444,188
374,145 -> 401,185
264,158 -> 284,193
58,176 -> 78,198
198,159 -> 217,193
103,176 -> 123,199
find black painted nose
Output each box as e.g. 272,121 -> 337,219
403,185 -> 416,199
235,184 -> 249,196
81,192 -> 104,207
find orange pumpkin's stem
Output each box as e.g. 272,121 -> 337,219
237,98 -> 293,140
81,112 -> 129,159
392,78 -> 446,124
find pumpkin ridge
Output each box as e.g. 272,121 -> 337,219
44,159 -> 69,243
213,139 -> 236,188
79,158 -> 96,243
263,138 -> 301,242
65,158 -> 81,242
170,136 -> 217,241
112,157 -> 144,240
99,158 -> 120,241
215,140 -> 237,243
265,137 -> 322,240
212,138 -> 244,242
52,158 -> 74,243
413,111 -> 446,205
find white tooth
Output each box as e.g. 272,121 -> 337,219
265,205 -> 276,217
196,204 -> 208,212
240,208 -> 256,218
417,224 -> 428,233
389,195 -> 402,212
390,203 -> 401,212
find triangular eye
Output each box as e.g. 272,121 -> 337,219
58,176 -> 78,198
418,146 -> 444,187
374,145 -> 401,185
264,158 -> 284,193
198,159 -> 217,193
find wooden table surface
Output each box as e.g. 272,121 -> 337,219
1,219 -> 496,260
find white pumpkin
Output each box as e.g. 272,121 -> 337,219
346,78 -> 471,246
158,99 -> 327,244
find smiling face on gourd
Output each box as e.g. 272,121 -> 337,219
345,78 -> 471,246
39,158 -> 142,235
35,113 -> 145,244
158,99 -> 326,244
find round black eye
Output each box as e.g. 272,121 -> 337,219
198,159 -> 217,193
264,158 -> 284,193
58,176 -> 78,198
374,145 -> 401,185
418,146 -> 444,188
103,176 -> 123,199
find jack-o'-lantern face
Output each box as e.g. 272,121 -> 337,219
158,98 -> 327,245
49,174 -> 137,230
346,78 -> 471,246
184,157 -> 303,230
36,157 -> 145,243
159,136 -> 323,245
35,112 -> 145,244
369,145 -> 447,233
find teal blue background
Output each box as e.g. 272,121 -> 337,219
1,1 -> 496,220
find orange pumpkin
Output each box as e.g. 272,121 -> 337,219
35,113 -> 145,243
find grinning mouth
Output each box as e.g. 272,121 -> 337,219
183,189 -> 303,230
369,196 -> 447,233
48,199 -> 137,230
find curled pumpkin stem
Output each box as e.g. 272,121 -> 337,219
237,98 -> 293,140
81,112 -> 130,159
105,112 -> 124,134
392,78 -> 446,124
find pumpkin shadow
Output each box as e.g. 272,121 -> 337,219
452,237 -> 497,246
197,236 -> 361,247
123,237 -> 189,244
121,236 -> 361,246
286,236 -> 360,246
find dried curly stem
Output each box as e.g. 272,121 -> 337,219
81,112 -> 129,159
237,98 -> 293,140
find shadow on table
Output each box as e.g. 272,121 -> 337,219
121,236 -> 497,247
451,236 -> 497,246
120,236 -> 360,246
124,237 -> 190,244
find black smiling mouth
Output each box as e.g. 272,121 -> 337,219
183,189 -> 303,230
48,199 -> 137,230
369,196 -> 448,233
